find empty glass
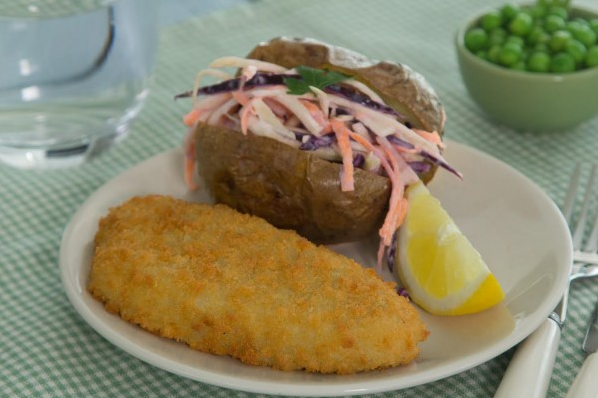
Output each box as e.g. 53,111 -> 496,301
0,0 -> 158,168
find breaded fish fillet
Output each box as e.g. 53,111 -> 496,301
88,195 -> 428,374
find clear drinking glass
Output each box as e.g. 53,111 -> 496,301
0,0 -> 158,169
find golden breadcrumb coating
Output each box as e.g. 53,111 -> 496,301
88,195 -> 428,374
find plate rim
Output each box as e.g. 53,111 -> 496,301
59,141 -> 572,396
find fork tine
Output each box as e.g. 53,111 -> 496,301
572,164 -> 597,250
584,210 -> 598,253
562,163 -> 581,223
583,165 -> 598,253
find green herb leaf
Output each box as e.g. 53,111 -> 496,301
284,65 -> 350,95
284,76 -> 311,95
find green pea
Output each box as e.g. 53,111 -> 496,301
550,52 -> 576,73
545,15 -> 566,33
565,40 -> 588,66
501,4 -> 520,21
549,30 -> 573,52
509,12 -> 533,36
481,11 -> 503,31
586,46 -> 598,68
499,42 -> 523,66
572,17 -> 591,27
506,35 -> 525,47
465,28 -> 489,52
527,51 -> 551,72
567,20 -> 585,34
489,27 -> 508,46
572,25 -> 597,48
528,5 -> 547,20
535,42 -> 549,52
487,44 -> 502,63
465,3 -> 598,73
547,5 -> 568,20
528,25 -> 551,45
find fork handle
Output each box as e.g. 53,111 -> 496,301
493,318 -> 561,398
565,353 -> 598,398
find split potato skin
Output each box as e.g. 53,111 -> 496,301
195,124 -> 390,244
194,37 -> 445,244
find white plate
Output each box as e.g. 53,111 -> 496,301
60,141 -> 572,396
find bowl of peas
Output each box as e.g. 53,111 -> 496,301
455,0 -> 598,131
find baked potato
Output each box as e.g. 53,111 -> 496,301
182,37 -> 451,245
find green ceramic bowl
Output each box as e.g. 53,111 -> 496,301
455,5 -> 598,132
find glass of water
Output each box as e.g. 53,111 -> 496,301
0,0 -> 158,169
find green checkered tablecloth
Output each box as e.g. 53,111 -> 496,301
2,0 -> 598,396
0,0 -> 114,17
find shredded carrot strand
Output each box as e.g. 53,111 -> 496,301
183,109 -> 202,127
330,119 -> 355,192
414,128 -> 445,148
396,197 -> 409,226
378,137 -> 407,239
300,99 -> 328,131
183,136 -> 198,191
348,131 -> 408,270
263,97 -> 291,119
239,98 -> 257,135
232,91 -> 250,107
184,156 -> 198,191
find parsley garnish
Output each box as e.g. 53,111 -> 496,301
284,65 -> 350,95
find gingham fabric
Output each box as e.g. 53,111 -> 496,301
2,0 -> 598,397
0,0 -> 112,17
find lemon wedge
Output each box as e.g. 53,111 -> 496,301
394,181 -> 505,316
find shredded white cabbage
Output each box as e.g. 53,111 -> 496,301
273,95 -> 324,136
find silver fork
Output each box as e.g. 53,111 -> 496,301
564,164 -> 598,273
494,163 -> 598,398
